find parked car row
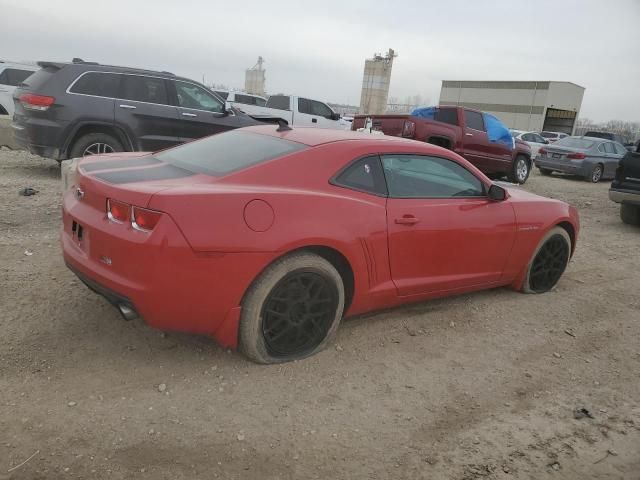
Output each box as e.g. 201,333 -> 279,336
9,59 -> 349,162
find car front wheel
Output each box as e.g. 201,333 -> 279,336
239,252 -> 345,364
522,227 -> 571,294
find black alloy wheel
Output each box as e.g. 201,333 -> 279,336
261,271 -> 339,358
527,234 -> 570,293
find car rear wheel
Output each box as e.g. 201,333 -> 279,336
69,132 -> 124,159
522,227 -> 571,294
586,164 -> 603,183
239,252 -> 345,364
539,168 -> 552,176
509,155 -> 530,184
620,204 -> 640,225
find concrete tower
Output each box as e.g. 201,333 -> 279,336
359,49 -> 397,115
245,56 -> 266,97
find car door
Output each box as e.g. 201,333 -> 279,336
461,109 -> 492,171
296,98 -> 337,128
173,80 -> 238,142
115,74 -> 182,151
383,154 -> 516,296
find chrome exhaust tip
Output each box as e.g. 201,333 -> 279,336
118,304 -> 138,321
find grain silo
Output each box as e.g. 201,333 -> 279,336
245,56 -> 266,97
359,49 -> 397,115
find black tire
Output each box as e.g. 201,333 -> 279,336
539,168 -> 553,176
620,204 -> 640,226
239,252 -> 345,364
586,164 -> 604,183
522,227 -> 571,294
68,132 -> 124,158
509,155 -> 530,184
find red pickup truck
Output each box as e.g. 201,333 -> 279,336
352,106 -> 532,184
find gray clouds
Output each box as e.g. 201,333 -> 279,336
1,0 -> 639,121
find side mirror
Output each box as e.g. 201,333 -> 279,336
488,184 -> 507,201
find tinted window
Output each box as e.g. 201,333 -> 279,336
266,95 -> 291,110
18,67 -> 55,90
541,132 -> 558,139
333,156 -> 387,196
555,138 -> 594,149
603,142 -> 615,154
121,75 -> 169,105
298,97 -> 312,114
613,143 -> 627,155
234,93 -> 258,105
175,81 -> 224,113
585,131 -> 612,140
255,97 -> 267,107
69,72 -> 121,97
464,110 -> 485,131
0,68 -> 35,86
155,131 -> 306,176
311,100 -> 333,118
382,154 -> 484,198
214,91 -> 229,100
434,108 -> 458,126
522,133 -> 534,141
533,134 -> 546,143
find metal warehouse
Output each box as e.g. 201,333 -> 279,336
439,80 -> 585,134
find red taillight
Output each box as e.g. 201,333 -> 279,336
19,93 -> 55,111
107,199 -> 130,223
539,148 -> 547,155
402,120 -> 415,138
132,206 -> 162,232
567,152 -> 586,159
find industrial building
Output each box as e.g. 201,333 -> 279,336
439,81 -> 585,134
359,49 -> 397,115
245,56 -> 266,97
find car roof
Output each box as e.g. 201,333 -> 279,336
37,60 -> 197,82
242,125 -> 417,147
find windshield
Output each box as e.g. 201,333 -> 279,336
154,131 -> 307,176
553,137 -> 595,149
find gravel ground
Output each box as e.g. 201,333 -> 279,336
1,147 -> 639,480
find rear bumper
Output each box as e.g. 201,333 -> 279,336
11,114 -> 70,160
609,188 -> 640,205
534,156 -> 589,176
61,189 -> 279,348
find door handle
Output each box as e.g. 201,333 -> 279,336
465,133 -> 473,137
312,118 -> 317,123
119,104 -> 136,109
182,112 -> 197,117
395,215 -> 419,225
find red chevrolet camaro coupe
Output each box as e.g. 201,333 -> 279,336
62,125 -> 579,363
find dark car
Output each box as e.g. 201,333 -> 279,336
11,59 -> 261,161
583,131 -> 628,145
609,145 -> 640,226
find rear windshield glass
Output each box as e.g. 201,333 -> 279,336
584,131 -> 613,140
154,131 -> 307,176
18,67 -> 55,89
554,137 -> 595,149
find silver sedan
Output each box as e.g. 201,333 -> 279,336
534,136 -> 628,183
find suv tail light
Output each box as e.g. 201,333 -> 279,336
107,199 -> 130,223
567,152 -> 586,159
402,120 -> 415,138
19,93 -> 55,111
132,206 -> 162,232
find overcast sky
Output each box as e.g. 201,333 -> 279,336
2,0 -> 639,122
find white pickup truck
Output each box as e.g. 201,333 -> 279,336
234,94 -> 351,130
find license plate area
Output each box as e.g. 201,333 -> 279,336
552,153 -> 562,159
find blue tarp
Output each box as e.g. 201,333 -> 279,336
410,106 -> 514,150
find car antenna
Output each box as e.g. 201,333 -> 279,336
276,119 -> 292,132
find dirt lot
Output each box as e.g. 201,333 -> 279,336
1,147 -> 639,480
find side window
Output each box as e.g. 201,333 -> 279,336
464,110 -> 485,131
598,143 -> 607,153
613,143 -> 627,155
534,134 -> 546,143
311,100 -> 333,118
522,133 -> 533,142
382,154 -> 485,198
333,156 -> 387,196
434,108 -> 458,126
603,142 -> 615,154
175,81 -> 224,113
214,91 -> 229,100
297,97 -> 312,114
121,75 -> 169,105
266,95 -> 291,110
255,97 -> 267,107
234,94 -> 255,105
69,72 -> 121,98
0,68 -> 35,86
